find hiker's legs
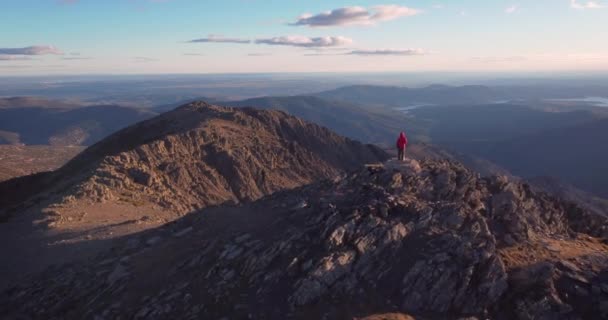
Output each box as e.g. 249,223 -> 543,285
398,148 -> 404,161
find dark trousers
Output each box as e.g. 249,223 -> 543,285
397,148 -> 405,161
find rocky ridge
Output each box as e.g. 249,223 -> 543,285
0,101 -> 387,216
2,158 -> 606,319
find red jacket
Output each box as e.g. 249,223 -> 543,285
396,132 -> 408,150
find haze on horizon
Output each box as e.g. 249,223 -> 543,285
1,0 -> 608,75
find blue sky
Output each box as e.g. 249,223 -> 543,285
1,0 -> 607,74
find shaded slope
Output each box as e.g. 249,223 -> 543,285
410,104 -> 597,145
0,97 -> 156,145
408,104 -> 606,196
315,84 -> 498,108
479,118 -> 608,197
223,95 -> 419,144
2,159 -> 606,319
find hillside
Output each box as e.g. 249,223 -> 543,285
0,145 -> 84,182
0,102 -> 387,289
223,96 -> 419,144
315,84 -> 608,109
407,104 -> 607,196
480,119 -> 608,197
0,97 -> 156,145
2,159 -> 606,319
529,176 -> 608,217
410,104 -> 598,144
315,85 -> 498,108
1,101 -> 388,214
0,96 -> 80,109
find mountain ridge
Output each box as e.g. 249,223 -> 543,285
2,158 -> 606,319
1,101 -> 388,216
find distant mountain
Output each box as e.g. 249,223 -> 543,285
315,84 -> 608,109
315,84 -> 498,107
410,104 -> 598,144
408,104 -> 608,197
151,96 -> 219,113
222,96 -> 419,144
0,96 -> 80,109
0,97 -> 156,146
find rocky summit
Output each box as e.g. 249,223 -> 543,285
0,101 -> 387,216
2,158 -> 606,319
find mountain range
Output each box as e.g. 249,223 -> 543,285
2,87 -> 607,200
0,97 -> 155,146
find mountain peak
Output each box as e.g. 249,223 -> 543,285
1,102 -> 388,216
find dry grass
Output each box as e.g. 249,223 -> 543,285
0,145 -> 84,181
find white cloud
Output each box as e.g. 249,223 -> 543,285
570,0 -> 604,9
187,35 -> 251,44
432,4 -> 444,9
290,5 -> 420,27
0,46 -> 63,55
505,5 -> 519,14
348,49 -> 429,56
255,36 -> 352,48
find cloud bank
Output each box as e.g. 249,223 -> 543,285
571,0 -> 604,9
0,55 -> 33,61
188,35 -> 251,44
255,36 -> 352,47
291,5 -> 420,27
0,46 -> 63,55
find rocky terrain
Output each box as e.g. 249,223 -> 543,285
0,102 -> 387,290
2,158 -> 606,319
0,101 -> 387,216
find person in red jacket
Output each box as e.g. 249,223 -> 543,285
396,131 -> 408,161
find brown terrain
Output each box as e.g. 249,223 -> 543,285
1,102 -> 607,319
0,102 -> 387,290
1,158 -> 606,319
0,145 -> 84,182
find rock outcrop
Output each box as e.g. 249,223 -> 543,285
0,102 -> 388,215
2,159 -> 606,319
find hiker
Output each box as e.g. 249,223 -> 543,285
396,131 -> 408,161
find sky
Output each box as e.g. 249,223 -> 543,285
1,0 -> 607,75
